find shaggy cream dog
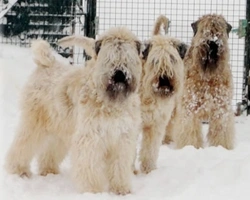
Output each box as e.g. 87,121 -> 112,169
5,27 -> 143,195
139,15 -> 187,174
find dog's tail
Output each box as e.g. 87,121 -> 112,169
153,15 -> 170,35
31,39 -> 55,68
58,35 -> 95,57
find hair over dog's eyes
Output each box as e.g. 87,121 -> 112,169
95,40 -> 142,56
191,20 -> 232,37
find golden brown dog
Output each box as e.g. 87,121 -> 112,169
173,14 -> 235,149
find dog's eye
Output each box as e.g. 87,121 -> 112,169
170,54 -> 177,64
152,58 -> 159,65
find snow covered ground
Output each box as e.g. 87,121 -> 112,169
0,44 -> 250,200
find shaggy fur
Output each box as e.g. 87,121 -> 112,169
173,14 -> 235,149
139,15 -> 187,174
5,27 -> 143,195
58,35 -> 95,57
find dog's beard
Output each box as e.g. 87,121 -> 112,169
198,36 -> 223,72
106,68 -> 135,100
152,75 -> 174,97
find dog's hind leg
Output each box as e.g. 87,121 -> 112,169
174,116 -> 203,149
37,135 -> 68,176
207,109 -> 235,150
5,115 -> 48,177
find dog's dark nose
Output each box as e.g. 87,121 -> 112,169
107,69 -> 134,101
159,75 -> 171,88
113,70 -> 126,83
208,41 -> 218,59
154,75 -> 174,96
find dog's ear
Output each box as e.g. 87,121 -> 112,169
191,20 -> 199,36
135,40 -> 142,55
95,40 -> 102,55
142,41 -> 152,60
226,22 -> 232,36
177,42 -> 188,59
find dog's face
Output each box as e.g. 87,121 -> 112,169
142,35 -> 186,97
191,14 -> 232,71
93,27 -> 142,101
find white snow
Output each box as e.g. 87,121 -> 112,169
1,44 -> 250,200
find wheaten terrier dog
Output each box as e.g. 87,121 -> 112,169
173,14 -> 235,149
5,27 -> 143,195
139,15 -> 187,174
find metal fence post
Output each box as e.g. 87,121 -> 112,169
83,0 -> 96,60
85,0 -> 96,39
244,0 -> 250,115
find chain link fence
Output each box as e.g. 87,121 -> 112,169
0,0 -> 249,114
96,0 -> 247,113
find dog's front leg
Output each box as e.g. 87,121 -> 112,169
207,107 -> 235,150
174,112 -> 203,149
71,132 -> 108,193
139,123 -> 166,174
107,133 -> 136,195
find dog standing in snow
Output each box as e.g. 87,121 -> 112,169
5,27 -> 143,195
173,14 -> 235,149
139,15 -> 187,174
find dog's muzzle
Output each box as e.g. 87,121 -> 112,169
112,69 -> 127,85
106,68 -> 133,100
200,36 -> 223,70
152,75 -> 174,97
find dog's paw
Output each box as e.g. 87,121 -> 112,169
162,134 -> 172,144
20,171 -> 32,178
39,168 -> 59,176
110,186 -> 131,195
133,169 -> 139,175
140,162 -> 156,174
132,164 -> 139,175
5,164 -> 32,178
